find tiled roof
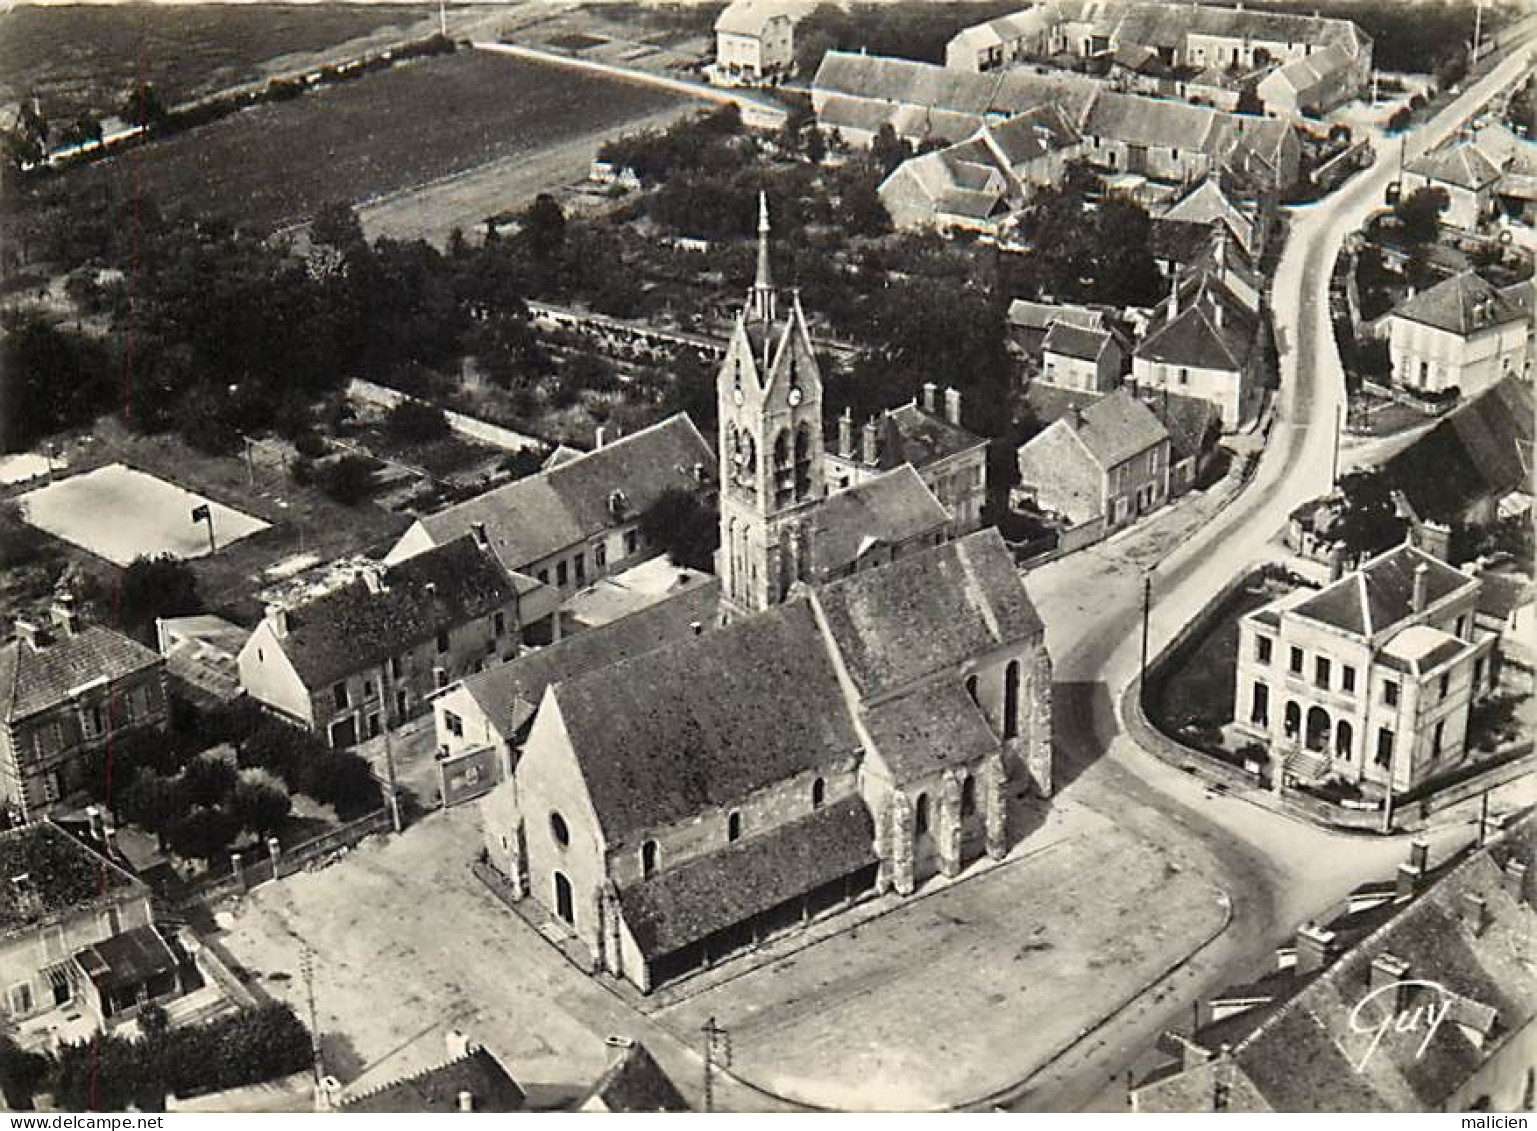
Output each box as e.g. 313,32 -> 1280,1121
1146,389 -> 1221,462
1140,814 -> 1536,1112
416,414 -> 714,572
807,464 -> 949,577
1292,543 -> 1476,638
1405,141 -> 1504,191
617,796 -> 877,957
455,580 -> 720,742
1083,90 -> 1224,153
880,400 -> 988,467
862,681 -> 1000,784
949,7 -> 1057,53
271,537 -> 524,689
77,924 -> 178,995
814,528 -> 1045,699
1160,176 -> 1256,253
1068,388 -> 1169,468
1265,42 -> 1354,99
982,104 -> 1081,167
1043,320 -> 1113,362
1381,376 -> 1534,524
1474,570 -> 1534,622
1378,624 -> 1467,674
1135,271 -> 1259,371
1115,0 -> 1366,53
1007,299 -> 1107,332
343,1048 -> 525,1113
1390,271 -> 1527,337
0,822 -> 142,936
552,600 -> 859,841
0,624 -> 162,724
580,1044 -> 690,1113
714,0 -> 800,36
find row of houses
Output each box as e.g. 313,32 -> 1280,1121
943,0 -> 1372,121
821,50 -> 1303,233
1400,123 -> 1537,233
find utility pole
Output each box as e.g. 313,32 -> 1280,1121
1139,572 -> 1153,693
1477,790 -> 1490,847
302,946 -> 326,1109
439,0 -> 448,37
1472,0 -> 1484,67
1330,402 -> 1343,489
379,661 -> 403,834
701,1017 -> 730,1113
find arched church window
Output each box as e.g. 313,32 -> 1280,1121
641,840 -> 659,878
727,811 -> 743,842
773,429 -> 791,469
960,775 -> 976,818
914,793 -> 930,837
549,811 -> 570,848
811,777 -> 826,809
1004,660 -> 1022,740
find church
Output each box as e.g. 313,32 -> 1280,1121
478,199 -> 1055,993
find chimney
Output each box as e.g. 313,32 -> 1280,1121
50,594 -> 81,637
838,408 -> 855,458
1168,277 -> 1181,322
1328,547 -> 1346,582
692,461 -> 707,485
456,1091 -> 475,1113
470,521 -> 489,549
1369,952 -> 1411,1009
944,386 -> 963,426
1397,840 -> 1430,900
608,489 -> 627,519
922,381 -> 939,413
595,424 -> 607,449
1411,562 -> 1429,614
265,606 -> 291,639
861,418 -> 879,466
1462,892 -> 1488,937
1211,291 -> 1224,330
1415,520 -> 1451,561
445,1028 -> 471,1061
13,618 -> 46,651
85,805 -> 106,844
1067,403 -> 1084,430
689,620 -> 703,636
1294,921 -> 1336,974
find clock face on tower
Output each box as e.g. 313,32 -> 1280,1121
788,386 -> 803,406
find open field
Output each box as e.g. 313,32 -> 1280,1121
0,2 -> 437,120
16,462 -> 269,566
74,49 -> 693,233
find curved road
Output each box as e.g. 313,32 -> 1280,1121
1006,42 -> 1537,1112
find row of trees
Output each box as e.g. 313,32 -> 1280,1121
0,1003 -> 311,1111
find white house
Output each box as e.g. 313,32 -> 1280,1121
713,0 -> 801,85
1385,271 -> 1532,399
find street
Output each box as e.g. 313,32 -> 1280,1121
1008,40 -> 1537,1111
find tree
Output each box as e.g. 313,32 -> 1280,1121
384,399 -> 450,445
120,770 -> 185,850
117,554 -> 200,644
870,123 -> 913,176
167,805 -> 238,863
804,126 -> 827,165
518,193 -> 567,259
0,1035 -> 51,1109
231,780 -> 291,838
318,455 -> 376,506
0,310 -> 113,453
638,487 -> 719,572
1331,471 -> 1408,557
1395,185 -> 1449,244
182,757 -> 238,808
119,82 -> 168,128
310,201 -> 365,253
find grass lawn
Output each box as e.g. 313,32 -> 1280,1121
1150,572 -> 1296,735
0,3 -> 436,121
73,49 -> 691,233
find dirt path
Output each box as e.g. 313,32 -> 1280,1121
355,102 -> 693,247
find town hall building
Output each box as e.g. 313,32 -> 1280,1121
478,201 -> 1055,992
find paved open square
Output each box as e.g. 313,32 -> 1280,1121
16,462 -> 269,566
653,801 -> 1228,1111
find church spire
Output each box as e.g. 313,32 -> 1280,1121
750,191 -> 777,324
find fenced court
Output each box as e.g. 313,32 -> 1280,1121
16,463 -> 269,566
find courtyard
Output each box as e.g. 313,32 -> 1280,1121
16,462 -> 269,566
212,794 -> 1228,1112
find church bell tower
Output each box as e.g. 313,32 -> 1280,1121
717,194 -> 825,620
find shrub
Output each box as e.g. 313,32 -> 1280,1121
292,429 -> 326,458
166,805 -> 239,863
231,780 -> 291,838
0,1036 -> 51,1109
181,757 -> 238,808
384,399 -> 451,445
317,455 -> 376,506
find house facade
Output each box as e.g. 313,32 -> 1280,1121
0,599 -> 168,822
1385,271 -> 1531,399
1040,321 -> 1125,392
823,385 -> 989,534
1015,388 -> 1172,532
1132,268 -> 1266,430
1232,543 -> 1496,793
385,414 -> 715,607
1401,141 -> 1504,232
713,0 -> 799,85
0,819 -> 175,1032
239,537 -> 551,747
